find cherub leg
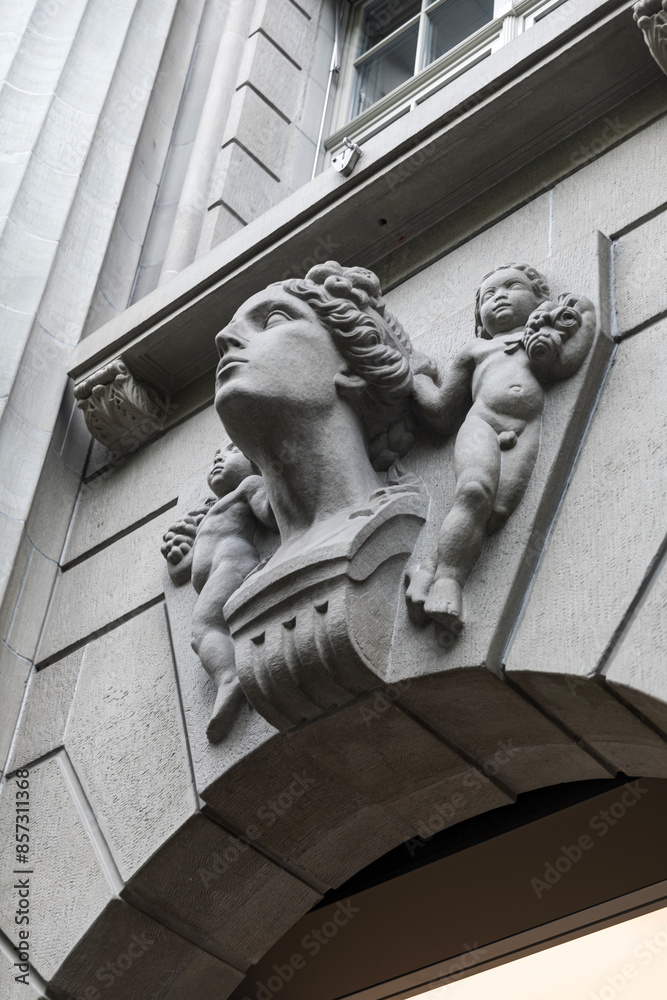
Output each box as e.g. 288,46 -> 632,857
191,559 -> 255,741
425,415 -> 501,640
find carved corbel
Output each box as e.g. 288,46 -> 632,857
74,359 -> 170,460
634,0 -> 667,74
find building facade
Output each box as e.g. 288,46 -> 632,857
1,0 -> 667,997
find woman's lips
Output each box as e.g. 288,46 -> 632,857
216,357 -> 248,380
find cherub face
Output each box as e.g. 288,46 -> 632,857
207,443 -> 254,497
478,267 -> 543,337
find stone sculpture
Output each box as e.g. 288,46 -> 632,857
161,444 -> 276,741
405,263 -> 596,645
75,358 -> 170,459
163,262 -> 432,737
634,0 -> 667,74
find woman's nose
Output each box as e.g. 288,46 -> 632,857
215,323 -> 247,355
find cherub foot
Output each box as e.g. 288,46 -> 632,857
404,559 -> 437,626
423,577 -> 464,639
206,679 -> 247,743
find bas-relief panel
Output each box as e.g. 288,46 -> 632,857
161,244 -> 612,750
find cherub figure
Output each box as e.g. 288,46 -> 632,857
161,443 -> 276,741
406,263 -> 595,645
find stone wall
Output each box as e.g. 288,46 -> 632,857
1,75 -> 666,995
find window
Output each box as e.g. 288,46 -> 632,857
351,0 -> 496,119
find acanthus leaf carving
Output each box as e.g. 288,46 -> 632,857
74,359 -> 171,460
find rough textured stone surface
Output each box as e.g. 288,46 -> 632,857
0,949 -> 43,1000
550,111 -> 667,252
507,320 -> 667,684
203,701 -> 510,888
37,507 -> 175,663
8,650 -> 83,773
398,670 -> 610,794
4,547 -> 58,660
127,813 -> 320,966
51,898 -> 243,1000
63,403 -> 221,564
614,207 -> 667,335
249,0 -> 312,69
64,604 -> 196,881
0,644 -> 31,774
0,753 -> 114,980
606,553 -> 667,734
237,32 -> 302,123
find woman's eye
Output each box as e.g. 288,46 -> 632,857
264,310 -> 290,328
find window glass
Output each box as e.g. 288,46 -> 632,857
359,0 -> 422,55
352,22 -> 419,116
424,0 -> 495,65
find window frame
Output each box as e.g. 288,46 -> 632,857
326,0 -> 569,155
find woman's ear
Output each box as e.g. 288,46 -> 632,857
334,371 -> 367,397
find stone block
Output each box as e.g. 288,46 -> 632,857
5,547 -> 58,660
0,753 -> 114,980
55,1 -> 136,115
287,129 -> 317,195
397,670 -> 610,794
64,604 -> 197,881
97,224 -> 143,314
10,156 -> 79,242
507,319 -> 667,698
606,555 -> 667,734
550,112 -> 667,254
203,701 -> 510,888
116,159 -> 159,246
249,0 -> 312,69
0,86 -> 51,154
134,106 -> 174,185
126,812 -> 320,966
55,179 -> 116,269
197,201 -> 245,256
298,77 -> 326,146
237,33 -> 302,123
7,650 -> 83,773
155,141 -> 192,208
36,245 -> 101,345
614,207 -> 667,336
0,533 -> 31,643
0,643 -> 31,774
0,219 -> 57,315
32,92 -> 97,176
51,898 -> 243,1000
0,407 -> 50,523
37,508 -> 175,663
0,307 -> 33,401
0,949 -> 42,1000
209,141 -> 280,225
116,0 -> 179,94
0,518 -> 25,615
7,328 -> 72,432
63,403 -> 221,564
0,149 -> 30,219
24,442 -> 82,563
223,85 -> 290,181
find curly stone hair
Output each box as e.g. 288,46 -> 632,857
279,261 -> 431,471
474,263 -> 551,339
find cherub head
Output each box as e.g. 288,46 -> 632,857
474,263 -> 551,339
207,442 -> 257,498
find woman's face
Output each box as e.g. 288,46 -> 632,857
214,286 -> 345,422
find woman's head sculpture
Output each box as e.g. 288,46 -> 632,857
279,261 -> 425,470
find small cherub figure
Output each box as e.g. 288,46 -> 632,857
406,263 -> 595,645
161,443 -> 276,741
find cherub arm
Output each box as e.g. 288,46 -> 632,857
242,475 -> 278,532
524,294 -> 596,382
160,500 -> 213,585
412,347 -> 475,437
